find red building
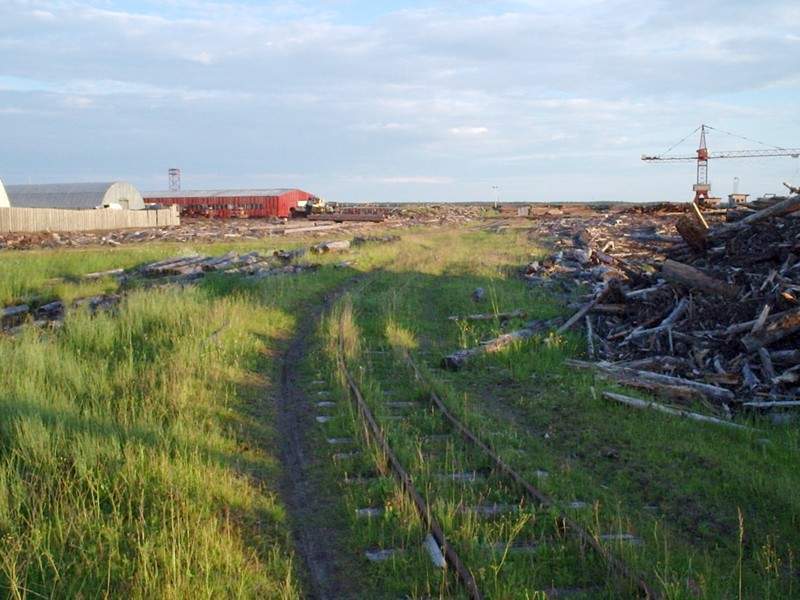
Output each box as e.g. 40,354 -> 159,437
142,188 -> 317,218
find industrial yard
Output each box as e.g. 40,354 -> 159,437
1,193 -> 799,599
3,0 -> 800,598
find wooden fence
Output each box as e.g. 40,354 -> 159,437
0,206 -> 180,233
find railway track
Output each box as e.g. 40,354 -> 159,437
328,311 -> 659,599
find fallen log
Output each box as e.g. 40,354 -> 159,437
626,297 -> 689,341
723,308 -> 798,336
311,240 -> 351,254
603,392 -> 753,431
448,309 -> 526,322
714,194 -> 800,237
771,349 -> 800,364
567,359 -> 736,403
442,318 -> 560,370
675,216 -> 708,253
742,401 -> 800,409
1,304 -> 29,321
740,307 -> 800,352
83,268 -> 125,280
557,284 -> 615,335
585,316 -> 595,359
273,248 -> 306,261
661,259 -> 739,299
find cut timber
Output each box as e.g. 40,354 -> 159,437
442,318 -> 558,370
603,392 -> 753,431
741,307 -> 800,352
690,201 -> 710,230
714,194 -> 800,237
675,216 -> 708,252
661,259 -> 739,299
567,359 -> 735,403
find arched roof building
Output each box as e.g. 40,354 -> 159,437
0,178 -> 9,208
4,182 -> 145,210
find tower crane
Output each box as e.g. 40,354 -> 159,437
642,124 -> 800,204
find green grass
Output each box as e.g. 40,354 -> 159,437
0,234 -> 403,598
2,226 -> 798,598
311,228 -> 800,599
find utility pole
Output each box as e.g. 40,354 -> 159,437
492,185 -> 499,210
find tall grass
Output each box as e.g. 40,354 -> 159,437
0,285 -> 301,598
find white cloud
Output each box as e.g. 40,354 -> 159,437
449,126 -> 489,136
63,96 -> 94,109
345,175 -> 454,184
30,10 -> 55,21
0,0 -> 798,202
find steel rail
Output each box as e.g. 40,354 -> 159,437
403,351 -> 661,600
336,331 -> 483,600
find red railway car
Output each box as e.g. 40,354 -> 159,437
142,188 -> 317,219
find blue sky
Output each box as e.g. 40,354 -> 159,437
1,0 -> 799,202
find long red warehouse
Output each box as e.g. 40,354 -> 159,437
142,188 -> 317,218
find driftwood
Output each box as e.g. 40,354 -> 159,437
442,318 -> 560,370
661,260 -> 739,298
603,392 -> 753,431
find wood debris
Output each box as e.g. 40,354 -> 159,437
521,193 -> 800,417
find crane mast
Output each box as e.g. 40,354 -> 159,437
642,124 -> 800,205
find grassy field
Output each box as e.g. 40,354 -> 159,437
0,237 -> 389,598
1,226 -> 798,598
309,229 -> 799,599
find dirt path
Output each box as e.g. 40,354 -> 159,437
277,292 -> 361,600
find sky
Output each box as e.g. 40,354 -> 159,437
1,0 -> 799,203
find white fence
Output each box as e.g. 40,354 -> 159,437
0,206 -> 180,233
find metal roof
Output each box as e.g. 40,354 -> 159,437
5,182 -> 145,210
0,178 -> 8,208
142,189 -> 295,199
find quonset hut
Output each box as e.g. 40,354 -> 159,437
142,188 -> 317,218
5,182 -> 145,210
0,178 -> 9,208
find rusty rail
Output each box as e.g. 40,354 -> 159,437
403,352 -> 660,600
336,331 -> 483,600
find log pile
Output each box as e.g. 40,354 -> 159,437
0,218 -> 376,250
525,195 -> 800,416
1,250 -> 318,335
440,196 -> 799,418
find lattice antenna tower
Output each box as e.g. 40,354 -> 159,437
168,168 -> 181,192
